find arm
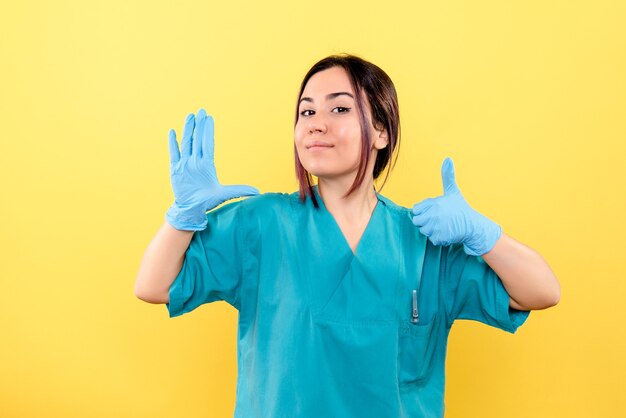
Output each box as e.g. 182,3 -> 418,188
135,109 -> 259,305
134,221 -> 193,304
482,232 -> 560,311
412,157 -> 561,313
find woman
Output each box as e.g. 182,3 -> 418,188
135,54 -> 560,418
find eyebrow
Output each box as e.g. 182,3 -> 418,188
299,91 -> 354,105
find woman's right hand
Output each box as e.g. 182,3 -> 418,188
165,108 -> 260,231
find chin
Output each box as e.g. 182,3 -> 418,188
303,161 -> 357,179
307,170 -> 348,181
305,169 -> 331,178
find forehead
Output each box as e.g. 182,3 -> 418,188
302,66 -> 355,97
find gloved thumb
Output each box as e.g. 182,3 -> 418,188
220,184 -> 261,201
441,157 -> 460,195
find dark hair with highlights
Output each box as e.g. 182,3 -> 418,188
293,53 -> 401,208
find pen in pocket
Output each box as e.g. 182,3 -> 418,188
411,289 -> 419,323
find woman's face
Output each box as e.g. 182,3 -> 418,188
294,66 -> 387,181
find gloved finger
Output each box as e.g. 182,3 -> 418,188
168,129 -> 180,164
192,108 -> 207,157
180,113 -> 195,158
411,212 -> 432,227
412,198 -> 435,215
441,157 -> 460,195
202,114 -> 215,162
222,184 -> 260,200
428,229 -> 448,246
419,223 -> 435,237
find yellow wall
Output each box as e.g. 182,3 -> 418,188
1,0 -> 624,416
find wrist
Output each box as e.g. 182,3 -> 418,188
165,202 -> 208,231
462,215 -> 502,256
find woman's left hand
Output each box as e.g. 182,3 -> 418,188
411,157 -> 502,256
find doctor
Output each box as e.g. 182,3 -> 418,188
135,53 -> 560,417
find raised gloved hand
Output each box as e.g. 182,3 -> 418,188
411,157 -> 502,256
165,108 -> 260,231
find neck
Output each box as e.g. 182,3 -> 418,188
317,176 -> 378,224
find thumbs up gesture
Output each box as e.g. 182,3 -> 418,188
411,157 -> 502,256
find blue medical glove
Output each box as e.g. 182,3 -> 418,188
165,108 -> 260,231
411,157 -> 502,256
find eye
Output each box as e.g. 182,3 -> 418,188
300,109 -> 314,117
333,107 -> 351,113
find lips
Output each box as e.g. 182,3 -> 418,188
306,141 -> 333,149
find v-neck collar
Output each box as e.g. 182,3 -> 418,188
312,184 -> 384,258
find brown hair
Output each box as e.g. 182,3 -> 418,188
293,53 -> 401,208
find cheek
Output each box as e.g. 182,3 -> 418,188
334,124 -> 350,138
334,119 -> 362,141
294,123 -> 306,142
293,131 -> 307,157
335,125 -> 362,150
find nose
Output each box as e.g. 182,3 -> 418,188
307,114 -> 327,134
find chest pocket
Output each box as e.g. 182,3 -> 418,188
397,307 -> 439,386
396,238 -> 439,386
393,220 -> 441,386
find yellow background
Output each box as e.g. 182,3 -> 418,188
1,0 -> 624,416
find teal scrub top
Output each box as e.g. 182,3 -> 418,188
166,185 -> 530,418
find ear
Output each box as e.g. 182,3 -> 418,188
373,128 -> 389,150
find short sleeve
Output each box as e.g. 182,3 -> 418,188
166,199 -> 246,318
442,243 -> 530,334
